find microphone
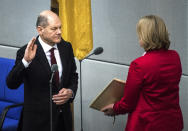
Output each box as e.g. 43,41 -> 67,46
84,47 -> 103,60
93,47 -> 103,55
51,64 -> 58,73
50,64 -> 58,83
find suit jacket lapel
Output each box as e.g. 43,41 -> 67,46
35,37 -> 51,76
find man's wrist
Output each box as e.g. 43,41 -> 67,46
22,58 -> 31,68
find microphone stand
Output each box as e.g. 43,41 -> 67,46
49,72 -> 55,131
79,59 -> 83,131
78,47 -> 103,131
79,53 -> 93,131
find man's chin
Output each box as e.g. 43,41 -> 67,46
54,39 -> 61,43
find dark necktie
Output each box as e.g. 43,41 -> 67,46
49,48 -> 59,88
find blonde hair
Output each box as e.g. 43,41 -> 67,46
136,15 -> 170,51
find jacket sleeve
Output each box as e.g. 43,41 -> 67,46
67,43 -> 78,102
6,46 -> 26,89
113,60 -> 143,114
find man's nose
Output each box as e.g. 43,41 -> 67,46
57,28 -> 61,34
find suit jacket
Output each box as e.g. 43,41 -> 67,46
113,49 -> 183,131
6,36 -> 78,131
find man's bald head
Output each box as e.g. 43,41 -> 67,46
36,10 -> 60,28
36,10 -> 62,46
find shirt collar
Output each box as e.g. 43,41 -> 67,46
142,52 -> 146,56
38,36 -> 57,53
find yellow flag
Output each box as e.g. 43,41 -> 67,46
58,0 -> 93,60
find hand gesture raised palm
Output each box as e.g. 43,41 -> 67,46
24,37 -> 37,62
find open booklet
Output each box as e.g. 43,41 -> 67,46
89,78 -> 125,111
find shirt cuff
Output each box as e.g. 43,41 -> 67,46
22,58 -> 31,68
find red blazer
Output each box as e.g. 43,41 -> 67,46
113,49 -> 183,131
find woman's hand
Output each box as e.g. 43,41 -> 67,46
101,104 -> 115,116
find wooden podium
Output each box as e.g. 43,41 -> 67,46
90,78 -> 125,111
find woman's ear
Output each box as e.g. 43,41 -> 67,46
139,39 -> 144,47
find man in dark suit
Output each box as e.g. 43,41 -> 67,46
6,10 -> 78,131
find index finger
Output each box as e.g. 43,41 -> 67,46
28,37 -> 36,48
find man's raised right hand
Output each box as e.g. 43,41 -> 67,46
24,37 -> 37,63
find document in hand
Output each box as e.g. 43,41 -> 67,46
89,78 -> 125,111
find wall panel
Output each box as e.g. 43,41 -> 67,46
180,76 -> 188,130
91,0 -> 187,74
0,0 -> 50,47
0,46 -> 18,59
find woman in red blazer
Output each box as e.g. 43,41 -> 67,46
101,15 -> 184,131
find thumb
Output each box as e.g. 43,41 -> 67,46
101,106 -> 108,112
59,88 -> 66,94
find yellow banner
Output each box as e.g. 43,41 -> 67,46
58,0 -> 93,60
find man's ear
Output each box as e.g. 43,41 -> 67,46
36,26 -> 43,35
